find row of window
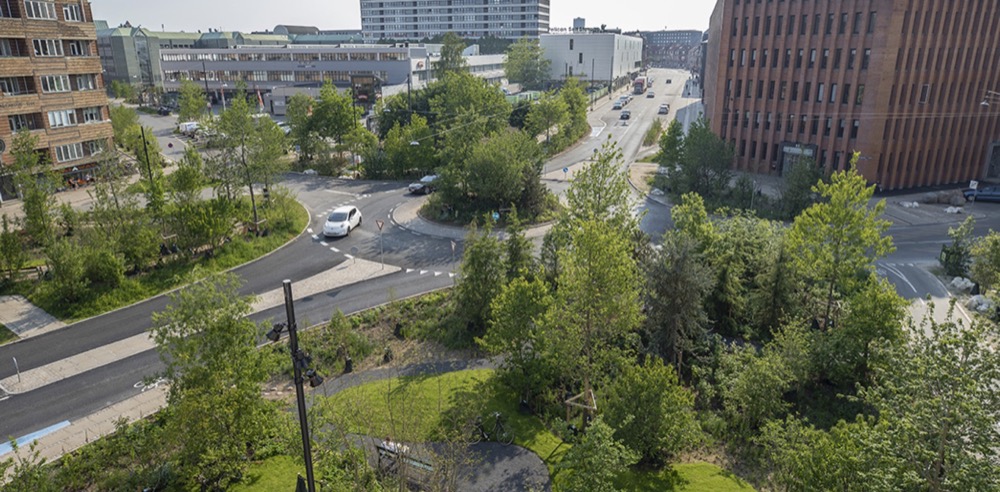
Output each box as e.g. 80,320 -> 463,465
163,70 -> 392,84
0,38 -> 92,57
725,111 -> 861,141
732,11 -> 876,37
730,47 -> 870,70
12,1 -> 85,21
161,51 -> 407,63
726,79 -> 866,106
0,73 -> 94,96
7,107 -> 105,132
733,137 -> 848,174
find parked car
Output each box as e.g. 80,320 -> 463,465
647,91 -> 655,98
658,103 -> 670,114
666,79 -> 672,84
964,185 -> 1000,202
408,175 -> 439,195
620,110 -> 632,120
157,106 -> 171,116
323,206 -> 362,237
612,100 -> 623,110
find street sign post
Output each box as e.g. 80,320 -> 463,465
969,180 -> 979,209
376,220 -> 385,269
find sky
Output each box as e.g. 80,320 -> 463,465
91,0 -> 713,34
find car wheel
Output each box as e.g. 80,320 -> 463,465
346,226 -> 351,236
358,217 -> 363,227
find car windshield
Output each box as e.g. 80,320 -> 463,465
328,212 -> 348,222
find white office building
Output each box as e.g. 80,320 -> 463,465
540,31 -> 644,87
360,0 -> 550,41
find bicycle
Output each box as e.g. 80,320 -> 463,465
472,411 -> 514,445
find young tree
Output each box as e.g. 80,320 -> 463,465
311,81 -> 357,144
645,231 -> 714,372
556,417 -> 639,492
786,159 -> 894,327
780,157 -> 826,220
285,92 -> 318,161
656,118 -> 685,171
454,221 -> 507,334
602,358 -> 701,465
665,117 -> 733,207
216,94 -> 283,227
524,93 -> 569,144
969,229 -> 1000,291
131,126 -> 166,217
109,104 -> 139,147
941,216 -> 977,278
434,32 -> 468,76
503,38 -> 551,90
9,129 -> 55,246
503,205 -> 535,280
564,139 -> 636,227
176,79 -> 206,122
0,215 -> 26,281
150,273 -> 279,490
464,130 -> 542,211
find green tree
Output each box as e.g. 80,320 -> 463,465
109,104 -> 139,147
665,117 -> 733,207
285,92 -> 318,161
544,219 -> 642,412
9,129 -> 55,246
603,358 -> 701,464
464,130 -> 542,210
150,273 -> 279,490
645,231 -> 714,372
969,230 -> 1000,291
0,215 -> 27,281
216,94 -> 285,227
45,239 -> 87,302
819,276 -> 907,385
503,38 -> 551,90
381,115 -> 435,178
780,157 -> 826,220
524,93 -> 569,144
758,416 -> 876,492
556,417 -> 639,492
656,118 -> 685,171
0,441 -> 55,492
131,126 -> 167,217
558,78 -> 589,138
503,205 -> 535,280
311,81 -> 357,144
564,140 -> 636,227
786,159 -> 894,327
434,32 -> 468,76
942,216 -> 977,278
717,343 -> 794,436
454,221 -> 507,334
177,79 -> 206,122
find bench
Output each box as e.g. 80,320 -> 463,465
375,442 -> 434,486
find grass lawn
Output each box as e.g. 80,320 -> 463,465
231,455 -> 303,492
0,322 -> 16,344
322,369 -> 753,491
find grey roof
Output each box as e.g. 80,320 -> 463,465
274,25 -> 320,35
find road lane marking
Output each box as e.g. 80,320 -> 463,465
320,241 -> 328,246
0,420 -> 71,456
307,228 -> 314,234
330,247 -> 339,252
880,263 -> 918,295
344,254 -> 354,259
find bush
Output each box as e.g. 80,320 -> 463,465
45,240 -> 88,302
643,119 -> 664,147
84,247 -> 125,288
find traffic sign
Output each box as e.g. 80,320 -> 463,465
563,167 -> 569,173
492,211 -> 500,221
970,180 -> 979,190
376,219 -> 385,231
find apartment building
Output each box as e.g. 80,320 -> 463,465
360,0 -> 550,41
704,0 -> 1000,190
540,31 -> 644,86
1,0 -> 113,198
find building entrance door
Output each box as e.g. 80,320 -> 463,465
987,142 -> 1000,179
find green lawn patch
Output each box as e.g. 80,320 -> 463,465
0,322 -> 16,344
322,369 -> 753,491
231,455 -> 304,492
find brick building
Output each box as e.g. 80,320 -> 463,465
704,0 -> 1000,190
1,0 -> 113,198
639,30 -> 703,71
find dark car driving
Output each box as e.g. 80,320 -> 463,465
964,185 -> 1000,202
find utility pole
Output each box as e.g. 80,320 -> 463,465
283,280 -> 317,492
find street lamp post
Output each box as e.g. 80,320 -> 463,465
265,280 -> 323,492
221,83 -> 228,111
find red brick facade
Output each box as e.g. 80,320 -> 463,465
704,0 -> 1000,190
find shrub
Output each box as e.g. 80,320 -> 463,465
84,247 -> 125,288
45,240 -> 88,302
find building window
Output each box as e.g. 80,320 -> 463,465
40,74 -> 71,93
811,116 -> 819,135
800,15 -> 807,35
740,49 -> 746,66
81,106 -> 102,123
853,12 -> 862,34
848,48 -> 857,69
768,81 -> 775,99
754,111 -> 760,129
783,49 -> 791,68
851,120 -> 860,139
813,14 -> 820,35
765,16 -> 771,35
753,16 -> 760,36
825,13 -> 834,34
795,49 -> 803,68
839,13 -> 848,34
803,82 -> 811,101
569,38 -> 573,50
62,3 -> 83,22
729,49 -> 735,67
8,113 -> 38,131
750,140 -> 757,158
765,112 -> 772,130
746,80 -> 753,99
761,49 -> 768,68
816,83 -> 824,102
833,48 -> 842,68
578,52 -> 583,63
821,49 -> 829,69
787,15 -> 794,35
799,115 -> 807,134
861,48 -> 871,69
776,15 -> 783,34
787,114 -> 794,134
780,81 -> 787,100
85,139 -> 105,155
750,49 -> 756,67
55,142 -> 84,162
33,38 -> 64,56
824,117 -> 832,136
24,1 -> 57,19
868,12 -> 877,33
74,74 -> 97,90
837,119 -> 846,138
808,49 -> 816,68
0,76 -> 34,95
732,18 -> 738,37
856,84 -> 865,105
830,83 -> 838,103
47,109 -> 77,128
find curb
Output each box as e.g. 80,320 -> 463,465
626,164 -> 671,208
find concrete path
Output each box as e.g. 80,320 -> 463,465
0,296 -> 66,339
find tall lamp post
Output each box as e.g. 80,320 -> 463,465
265,280 -> 324,492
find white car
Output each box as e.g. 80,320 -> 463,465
323,206 -> 362,237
